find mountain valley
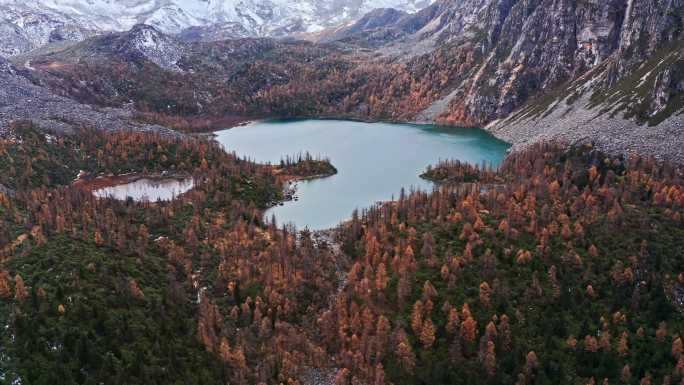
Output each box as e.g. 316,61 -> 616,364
1,1 -> 684,385
4,0 -> 682,161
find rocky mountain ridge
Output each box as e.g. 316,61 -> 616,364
0,0 -> 434,57
327,0 -> 682,124
326,0 -> 683,160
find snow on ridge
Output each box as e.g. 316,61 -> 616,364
2,0 -> 435,35
0,0 -> 435,57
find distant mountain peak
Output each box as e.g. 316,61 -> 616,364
0,0 -> 435,57
124,24 -> 184,70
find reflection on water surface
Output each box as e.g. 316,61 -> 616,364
93,177 -> 194,202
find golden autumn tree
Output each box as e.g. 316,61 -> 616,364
599,330 -> 612,352
375,263 -> 389,292
446,308 -> 460,335
672,336 -> 683,358
395,331 -> 416,373
617,332 -> 629,357
524,351 -> 538,375
334,368 -> 350,385
639,373 -> 652,385
420,318 -> 436,349
483,341 -> 496,377
0,270 -> 11,299
461,313 -> 478,344
14,274 -> 28,302
128,278 -> 144,299
479,281 -> 492,308
410,300 -> 424,335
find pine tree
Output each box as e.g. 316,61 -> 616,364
461,314 -> 478,344
479,281 -> 492,307
219,337 -> 231,362
588,244 -> 599,257
599,330 -> 612,352
548,266 -> 560,299
374,363 -> 385,385
397,274 -> 411,307
524,351 -> 538,375
395,336 -> 416,373
334,368 -> 350,385
498,314 -> 512,352
375,263 -> 388,292
672,336 -> 683,358
375,316 -> 391,360
446,308 -> 460,335
584,335 -> 598,353
422,280 -> 437,300
0,270 -> 11,299
128,278 -> 144,299
420,318 -> 436,349
14,274 -> 27,302
656,322 -> 668,342
586,285 -> 595,298
483,341 -> 496,377
620,364 -> 631,384
639,373 -> 652,385
410,300 -> 424,335
617,332 -> 629,357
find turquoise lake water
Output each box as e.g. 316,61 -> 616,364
214,119 -> 510,229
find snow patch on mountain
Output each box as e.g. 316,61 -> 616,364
0,3 -> 97,57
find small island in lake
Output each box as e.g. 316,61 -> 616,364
420,159 -> 503,184
274,152 -> 338,181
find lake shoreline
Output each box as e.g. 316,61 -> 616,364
196,112 -> 678,166
75,172 -> 195,202
218,116 -> 518,160
215,119 -> 509,229
272,169 -> 339,208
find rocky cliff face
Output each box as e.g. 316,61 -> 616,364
439,0 -> 626,125
334,0 -> 682,130
422,0 -> 680,126
310,0 -> 682,160
614,0 -> 683,75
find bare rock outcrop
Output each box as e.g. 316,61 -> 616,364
0,56 -> 174,137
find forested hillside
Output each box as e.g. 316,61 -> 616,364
0,122 -> 339,384
332,144 -> 684,384
1,121 -> 683,384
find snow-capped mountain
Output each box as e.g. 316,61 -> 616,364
0,0 -> 434,57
